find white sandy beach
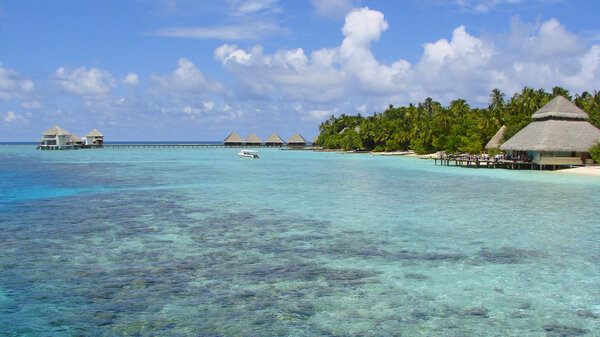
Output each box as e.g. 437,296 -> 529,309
555,166 -> 600,176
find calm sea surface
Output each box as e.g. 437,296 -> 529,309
1,145 -> 599,336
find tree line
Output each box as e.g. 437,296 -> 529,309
315,87 -> 600,155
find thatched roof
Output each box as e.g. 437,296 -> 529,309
42,125 -> 70,136
338,126 -> 361,135
69,134 -> 84,142
485,125 -> 507,150
223,132 -> 244,143
500,120 -> 600,152
287,133 -> 307,144
264,133 -> 284,144
311,136 -> 318,143
245,133 -> 262,144
532,95 -> 588,120
86,129 -> 104,137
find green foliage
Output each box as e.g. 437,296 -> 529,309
316,88 -> 600,154
590,142 -> 600,163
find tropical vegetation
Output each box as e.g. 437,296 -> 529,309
590,142 -> 600,164
316,87 -> 600,154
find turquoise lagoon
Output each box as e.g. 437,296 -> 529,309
0,144 -> 599,336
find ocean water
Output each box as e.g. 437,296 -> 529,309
0,144 -> 599,336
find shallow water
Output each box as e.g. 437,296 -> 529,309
1,145 -> 599,336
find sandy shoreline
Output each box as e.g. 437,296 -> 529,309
310,148 -> 600,176
555,166 -> 600,176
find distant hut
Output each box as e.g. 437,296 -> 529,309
68,134 -> 84,148
500,96 -> 600,167
264,133 -> 284,146
41,125 -> 71,149
223,132 -> 244,146
85,129 -> 104,147
485,125 -> 507,150
245,133 -> 262,146
311,136 -> 318,144
287,133 -> 307,146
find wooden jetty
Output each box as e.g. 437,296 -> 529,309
433,155 -> 537,170
102,144 -> 282,149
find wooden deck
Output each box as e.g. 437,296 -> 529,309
433,156 -> 536,170
102,144 -> 283,149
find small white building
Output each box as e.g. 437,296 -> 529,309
85,129 -> 104,147
41,125 -> 71,150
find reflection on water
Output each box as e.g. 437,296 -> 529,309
0,146 -> 599,335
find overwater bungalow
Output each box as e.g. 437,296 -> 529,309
40,125 -> 72,150
287,133 -> 307,146
223,132 -> 244,146
85,129 -> 104,147
500,96 -> 600,167
245,133 -> 262,146
264,133 -> 284,146
68,134 -> 84,148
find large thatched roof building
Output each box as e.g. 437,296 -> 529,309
287,133 -> 307,146
245,133 -> 262,145
500,96 -> 600,166
264,133 -> 284,146
223,132 -> 244,145
41,125 -> 71,149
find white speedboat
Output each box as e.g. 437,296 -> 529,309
238,149 -> 259,158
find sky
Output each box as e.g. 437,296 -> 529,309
1,0 -> 599,142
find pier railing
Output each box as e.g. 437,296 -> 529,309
101,144 -> 285,149
433,154 -> 535,170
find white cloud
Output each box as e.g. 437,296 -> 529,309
156,22 -> 282,41
0,63 -> 34,101
150,58 -> 224,96
4,111 -> 16,122
20,101 -> 42,110
215,10 -> 600,109
454,0 -> 546,13
183,105 -> 202,115
413,25 -> 497,99
234,0 -> 279,15
203,101 -> 215,111
4,110 -> 27,123
508,18 -> 585,59
308,109 -> 334,120
55,66 -> 116,97
124,73 -> 139,86
310,0 -> 354,19
214,7 -> 410,106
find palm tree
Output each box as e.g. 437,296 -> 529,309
489,88 -> 505,110
552,86 -> 571,100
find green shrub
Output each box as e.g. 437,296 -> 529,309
590,142 -> 600,163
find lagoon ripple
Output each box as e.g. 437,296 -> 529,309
1,145 -> 599,336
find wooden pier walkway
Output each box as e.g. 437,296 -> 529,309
102,144 -> 282,149
433,156 -> 536,170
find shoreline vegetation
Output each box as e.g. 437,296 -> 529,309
314,87 -> 600,159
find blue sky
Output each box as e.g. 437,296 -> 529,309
1,0 -> 599,141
